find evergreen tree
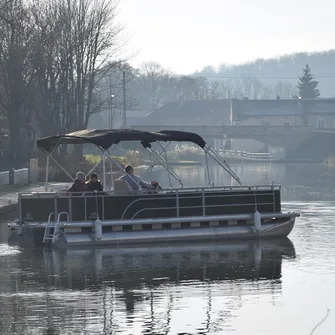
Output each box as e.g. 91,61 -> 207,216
297,64 -> 320,99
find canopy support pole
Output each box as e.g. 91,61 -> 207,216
43,138 -> 62,192
152,148 -> 182,187
108,144 -> 117,191
204,151 -> 212,187
49,155 -> 74,182
102,150 -> 107,190
141,144 -> 183,187
149,150 -> 182,186
86,159 -> 103,178
110,159 -> 114,191
149,151 -> 153,181
45,155 -> 50,191
158,142 -> 172,189
204,145 -> 241,185
103,150 -> 143,190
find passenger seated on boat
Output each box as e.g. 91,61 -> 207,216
67,172 -> 87,195
119,165 -> 157,192
86,173 -> 103,192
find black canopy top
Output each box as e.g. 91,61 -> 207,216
158,130 -> 206,148
36,129 -> 207,153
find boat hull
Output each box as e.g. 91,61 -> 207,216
8,216 -> 296,248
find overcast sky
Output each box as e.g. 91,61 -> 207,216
119,0 -> 334,74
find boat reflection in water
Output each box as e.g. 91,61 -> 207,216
3,239 -> 296,334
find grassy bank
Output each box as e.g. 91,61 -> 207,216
85,154 -> 127,165
0,183 -> 42,195
84,155 -> 201,167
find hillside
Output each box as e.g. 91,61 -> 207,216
197,50 -> 335,97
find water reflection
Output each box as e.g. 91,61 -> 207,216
0,239 -> 295,334
143,162 -> 335,202
2,162 -> 335,334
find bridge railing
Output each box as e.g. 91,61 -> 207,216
220,149 -> 272,161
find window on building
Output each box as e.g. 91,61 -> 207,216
284,121 -> 290,127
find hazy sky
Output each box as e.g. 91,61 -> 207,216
119,0 -> 334,74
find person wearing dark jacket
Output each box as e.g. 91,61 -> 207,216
67,172 -> 87,194
85,173 -> 103,192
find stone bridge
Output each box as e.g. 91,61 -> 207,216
132,124 -> 314,148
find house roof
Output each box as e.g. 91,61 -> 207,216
139,98 -> 335,126
299,99 -> 335,114
140,100 -> 231,125
232,99 -> 303,117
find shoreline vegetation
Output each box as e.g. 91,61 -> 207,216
39,148 -> 203,182
84,145 -> 205,169
84,154 -> 202,168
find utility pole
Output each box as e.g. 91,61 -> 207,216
109,94 -> 114,129
122,70 -> 127,128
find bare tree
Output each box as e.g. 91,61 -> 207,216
222,79 -> 235,99
173,75 -> 198,101
251,78 -> 264,99
136,61 -> 172,111
0,0 -> 37,166
274,81 -> 295,99
241,75 -> 253,98
31,0 -> 124,135
193,76 -> 210,100
94,62 -> 138,126
208,80 -> 223,100
260,85 -> 273,99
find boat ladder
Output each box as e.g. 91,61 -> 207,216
43,212 -> 69,244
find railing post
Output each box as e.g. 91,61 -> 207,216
176,190 -> 179,217
45,155 -> 50,191
102,151 -> 107,190
202,188 -> 206,216
84,196 -> 87,221
205,151 -> 211,187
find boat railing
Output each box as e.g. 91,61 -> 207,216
120,189 -> 277,219
18,185 -> 279,222
18,183 -> 281,197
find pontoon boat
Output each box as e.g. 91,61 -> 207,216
7,129 -> 300,248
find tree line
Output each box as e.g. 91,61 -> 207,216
0,0 -> 321,168
0,0 -> 123,167
121,62 -> 319,112
198,50 -> 335,96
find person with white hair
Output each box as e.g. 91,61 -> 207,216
67,171 -> 88,194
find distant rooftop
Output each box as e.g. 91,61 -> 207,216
138,98 -> 335,125
139,99 -> 231,125
232,99 -> 303,117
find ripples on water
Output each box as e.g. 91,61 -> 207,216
1,203 -> 335,333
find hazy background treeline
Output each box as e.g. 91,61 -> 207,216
1,0 -> 335,167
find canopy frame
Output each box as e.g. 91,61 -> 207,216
37,128 -> 241,191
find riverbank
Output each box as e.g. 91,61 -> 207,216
0,183 -> 67,214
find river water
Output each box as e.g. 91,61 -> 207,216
1,163 -> 335,334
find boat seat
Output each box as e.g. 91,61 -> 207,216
114,179 -> 138,195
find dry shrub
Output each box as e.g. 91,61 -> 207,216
173,144 -> 203,161
124,150 -> 142,167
